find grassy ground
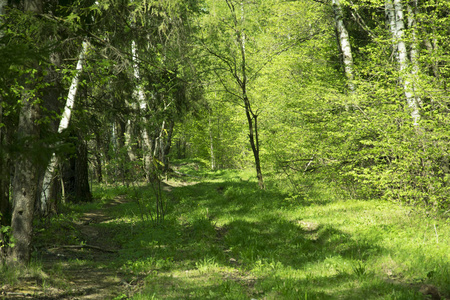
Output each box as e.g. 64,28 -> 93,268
1,159 -> 449,299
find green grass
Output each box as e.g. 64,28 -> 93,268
2,160 -> 449,299
102,164 -> 450,299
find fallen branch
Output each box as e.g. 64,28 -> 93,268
53,244 -> 118,253
172,170 -> 202,179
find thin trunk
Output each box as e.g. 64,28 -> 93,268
124,119 -> 137,162
225,0 -> 264,189
94,131 -> 103,183
239,3 -> 264,189
386,0 -> 420,125
0,0 -> 10,237
63,133 -> 92,203
332,0 -> 355,92
131,40 -> 153,181
40,41 -> 88,215
208,115 -> 216,170
0,100 -> 11,228
74,135 -> 92,202
163,120 -> 174,172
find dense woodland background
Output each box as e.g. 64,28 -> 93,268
1,0 -> 450,266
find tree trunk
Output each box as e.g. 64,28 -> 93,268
63,133 -> 92,203
332,0 -> 355,92
40,41 -> 88,215
8,0 -> 43,265
223,0 -> 265,189
0,100 -> 11,228
386,0 -> 420,125
243,97 -> 264,189
208,114 -> 216,170
237,1 -> 264,189
74,135 -> 92,202
163,120 -> 174,172
8,89 -> 40,265
94,131 -> 103,183
131,40 -> 153,181
0,0 -> 10,260
125,118 -> 137,162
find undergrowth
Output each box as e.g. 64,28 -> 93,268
1,159 -> 449,299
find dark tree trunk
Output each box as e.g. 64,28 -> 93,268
0,104 -> 11,226
74,135 -> 92,202
0,103 -> 11,260
95,151 -> 103,183
63,134 -> 92,203
9,92 -> 41,265
94,128 -> 103,183
243,96 -> 265,189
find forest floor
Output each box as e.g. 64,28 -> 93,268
1,195 -> 136,299
1,159 -> 450,299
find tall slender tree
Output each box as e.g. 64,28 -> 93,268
386,0 -> 420,125
40,40 -> 88,215
332,0 -> 355,92
7,0 -> 45,265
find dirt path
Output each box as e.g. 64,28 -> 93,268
1,196 -> 138,300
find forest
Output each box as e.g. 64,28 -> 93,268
0,0 -> 450,299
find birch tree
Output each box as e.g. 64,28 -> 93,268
131,40 -> 154,180
40,40 -> 88,215
331,0 -> 355,92
386,0 -> 420,125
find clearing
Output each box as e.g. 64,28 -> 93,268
1,162 -> 449,299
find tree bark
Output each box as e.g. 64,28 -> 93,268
94,131 -> 103,183
131,40 -> 154,181
386,0 -> 420,125
9,89 -> 40,265
63,133 -> 92,203
208,114 -> 216,170
40,41 -> 88,215
0,0 -> 10,251
235,1 -> 264,189
74,135 -> 92,202
8,0 -> 43,266
332,0 -> 355,92
0,99 -> 10,228
163,120 -> 174,172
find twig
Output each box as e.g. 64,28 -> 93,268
53,244 -> 118,253
172,170 -> 202,179
433,223 -> 439,244
304,155 -> 316,172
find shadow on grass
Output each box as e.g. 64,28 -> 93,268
82,177 -> 426,299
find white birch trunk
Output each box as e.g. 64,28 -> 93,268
332,0 -> 355,92
386,0 -> 420,125
131,40 -> 153,179
40,41 -> 88,214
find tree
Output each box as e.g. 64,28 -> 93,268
331,0 -> 355,92
40,40 -> 88,215
200,0 -> 269,189
7,0 -> 46,265
386,0 -> 420,125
